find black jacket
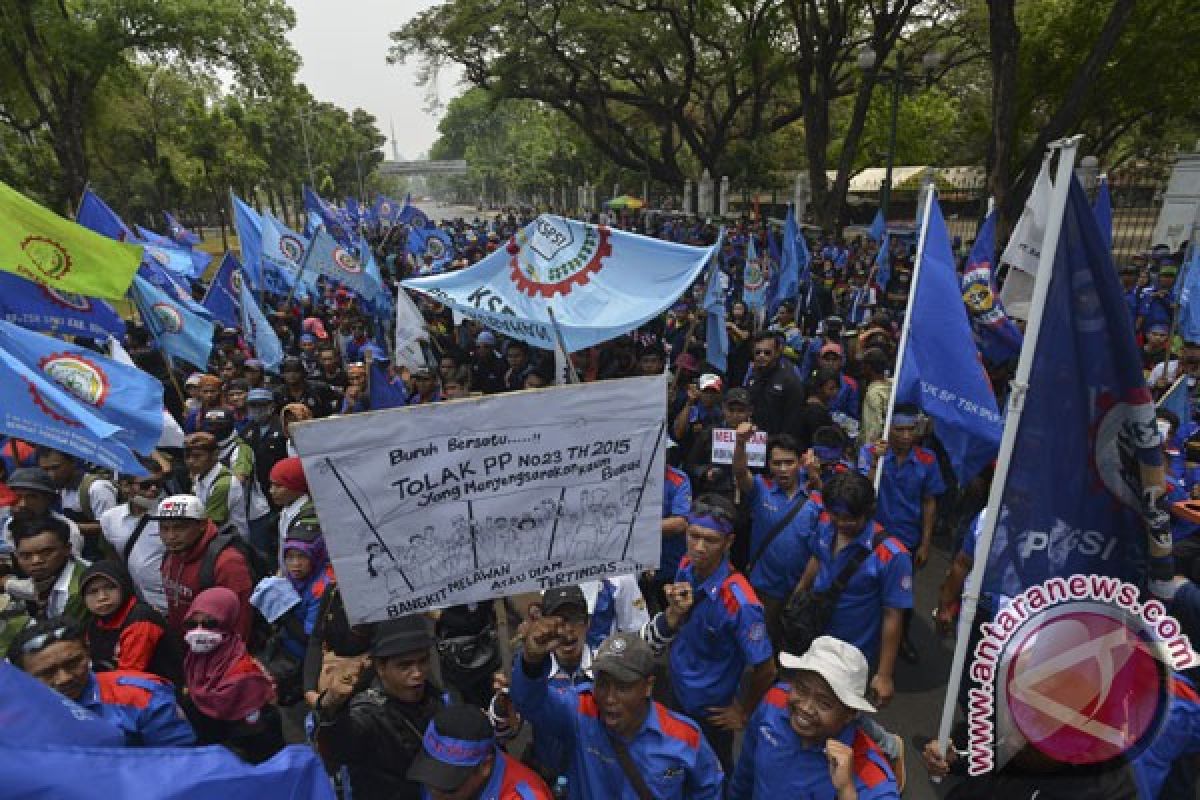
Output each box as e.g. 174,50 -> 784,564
747,361 -> 807,437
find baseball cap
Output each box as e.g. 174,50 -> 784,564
591,631 -> 655,683
244,358 -> 265,371
725,387 -> 750,407
371,616 -> 435,658
820,342 -> 844,357
183,432 -> 217,451
779,635 -> 876,713
185,372 -> 204,387
281,356 -> 304,373
476,331 -> 496,346
7,467 -> 56,494
698,373 -> 724,392
407,706 -> 496,792
542,585 -> 587,617
151,494 -> 207,522
200,408 -> 236,439
247,388 -> 275,404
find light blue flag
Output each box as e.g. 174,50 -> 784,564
230,191 -> 264,291
875,233 -> 892,290
304,228 -> 376,297
1180,241 -> 1200,343
1159,375 -> 1191,423
405,214 -> 721,352
1093,176 -> 1113,255
868,208 -> 886,243
0,271 -> 125,339
138,260 -> 213,322
896,195 -> 1003,483
742,235 -> 767,310
131,274 -> 214,370
238,276 -> 284,373
260,211 -> 308,296
0,319 -> 163,473
135,225 -> 211,280
164,211 -> 202,246
768,205 -> 802,316
705,230 -> 728,372
202,253 -> 242,330
1,742 -> 335,799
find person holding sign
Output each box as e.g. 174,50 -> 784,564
642,494 -> 777,772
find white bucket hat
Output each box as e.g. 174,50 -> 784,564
779,635 -> 877,713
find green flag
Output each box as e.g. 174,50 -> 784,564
0,180 -> 143,300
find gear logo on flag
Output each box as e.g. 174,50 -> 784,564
38,284 -> 92,312
20,235 -> 72,281
744,260 -> 766,293
21,376 -> 81,427
151,302 -> 183,334
380,201 -> 393,217
509,218 -> 613,298
39,353 -> 110,408
1090,390 -> 1160,510
279,234 -> 305,264
333,247 -> 362,274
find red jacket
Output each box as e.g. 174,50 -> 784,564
161,522 -> 254,641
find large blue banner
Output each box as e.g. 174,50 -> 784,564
985,177 -> 1162,596
404,215 -> 721,352
0,271 -> 125,339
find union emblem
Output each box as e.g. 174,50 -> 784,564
20,235 -> 72,281
509,217 -> 612,298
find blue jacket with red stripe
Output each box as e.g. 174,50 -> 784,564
77,670 -> 196,747
728,683 -> 898,799
510,654 -> 724,799
1133,674 -> 1200,799
420,748 -> 551,799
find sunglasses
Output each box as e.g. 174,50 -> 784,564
183,618 -> 220,631
753,348 -> 775,356
131,480 -> 163,490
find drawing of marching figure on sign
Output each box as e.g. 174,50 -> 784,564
365,541 -> 411,596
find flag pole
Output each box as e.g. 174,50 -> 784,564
932,135 -> 1082,770
873,183 -> 937,492
130,290 -> 190,409
546,307 -> 579,384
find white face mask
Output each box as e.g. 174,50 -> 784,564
184,629 -> 224,654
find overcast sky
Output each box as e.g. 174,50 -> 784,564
286,0 -> 463,160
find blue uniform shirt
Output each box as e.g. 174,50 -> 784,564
509,656 -> 724,799
421,747 -> 547,799
670,558 -> 774,717
830,374 -> 860,420
728,683 -> 899,799
659,467 -> 693,581
77,671 -> 195,747
860,444 -> 945,550
745,475 -> 809,568
748,490 -> 823,601
1138,289 -> 1174,330
1133,675 -> 1200,800
811,518 -> 913,667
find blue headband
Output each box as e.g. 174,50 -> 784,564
891,412 -> 918,427
813,445 -> 844,463
422,725 -> 491,767
687,512 -> 735,535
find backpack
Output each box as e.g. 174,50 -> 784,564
197,528 -> 272,651
77,470 -> 116,522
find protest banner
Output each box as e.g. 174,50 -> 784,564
292,374 -> 667,623
711,427 -> 766,467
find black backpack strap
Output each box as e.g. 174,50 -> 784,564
122,514 -> 152,564
825,529 -> 888,602
747,493 -> 807,571
605,725 -> 657,800
198,530 -> 239,590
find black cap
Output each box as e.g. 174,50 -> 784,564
285,515 -> 322,542
542,585 -> 587,616
725,387 -> 750,406
200,407 -> 236,438
7,467 -> 56,494
406,705 -> 495,791
371,616 -> 434,658
281,356 -> 304,373
591,631 -> 655,682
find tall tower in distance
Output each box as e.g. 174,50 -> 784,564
390,118 -> 400,162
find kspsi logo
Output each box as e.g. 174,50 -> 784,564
966,574 -> 1197,775
744,258 -> 766,293
38,352 -> 110,408
333,247 -> 362,274
38,284 -> 92,312
20,235 -> 72,281
508,217 -> 613,299
151,302 -> 183,334
279,234 -> 305,264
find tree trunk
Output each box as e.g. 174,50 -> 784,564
49,113 -> 89,215
986,0 -> 1020,249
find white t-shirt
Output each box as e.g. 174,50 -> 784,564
99,503 -> 167,613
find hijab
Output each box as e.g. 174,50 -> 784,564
183,587 -> 274,720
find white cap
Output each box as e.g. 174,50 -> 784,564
779,636 -> 876,713
152,494 -> 207,521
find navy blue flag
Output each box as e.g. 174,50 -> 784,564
0,271 -> 125,339
397,194 -> 430,230
767,205 -> 803,316
1093,176 -> 1113,255
0,661 -> 124,747
131,275 -> 215,371
407,227 -> 455,272
202,253 -> 243,330
961,212 -> 1023,365
373,194 -> 402,225
304,186 -> 351,245
897,196 -> 1003,483
875,233 -> 891,291
368,359 -> 409,410
164,211 -> 202,246
985,177 -> 1162,596
0,319 -> 164,472
76,189 -> 135,241
1,742 -> 335,799
868,208 -> 886,243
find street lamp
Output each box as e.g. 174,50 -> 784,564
858,46 -> 943,224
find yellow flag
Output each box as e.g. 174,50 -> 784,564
0,180 -> 143,300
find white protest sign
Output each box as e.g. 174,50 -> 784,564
292,374 -> 667,623
711,428 -> 767,467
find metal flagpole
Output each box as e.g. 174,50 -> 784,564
546,307 -> 579,384
873,183 -> 937,492
932,135 -> 1082,770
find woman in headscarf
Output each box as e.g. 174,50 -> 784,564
82,560 -> 182,685
181,586 -> 283,763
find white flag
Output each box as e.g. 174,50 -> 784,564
393,286 -> 432,374
999,158 -> 1052,320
